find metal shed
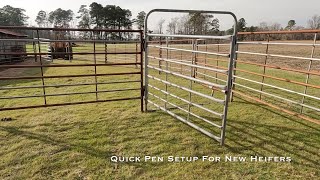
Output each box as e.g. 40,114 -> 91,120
0,29 -> 27,64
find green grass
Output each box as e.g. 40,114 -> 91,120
0,45 -> 319,179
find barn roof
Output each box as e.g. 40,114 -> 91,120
0,29 -> 28,37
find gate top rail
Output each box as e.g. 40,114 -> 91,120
144,9 -> 238,36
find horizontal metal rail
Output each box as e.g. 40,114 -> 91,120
234,83 -> 320,112
235,59 -> 320,76
197,56 -> 229,63
0,97 -> 141,112
149,62 -> 205,76
238,29 -> 320,35
149,84 -> 223,118
0,52 -> 140,56
197,62 -> 228,70
197,72 -> 227,83
0,39 -> 141,43
149,56 -> 192,64
148,75 -> 225,104
149,92 -> 222,128
149,45 -> 230,57
148,33 -> 231,40
0,72 -> 140,80
148,56 -> 228,74
0,80 -> 141,91
0,88 -> 140,100
234,76 -> 320,101
234,68 -> 320,89
237,51 -> 320,62
0,63 -> 139,69
149,39 -> 208,43
148,65 -> 226,91
149,63 -> 194,75
196,44 -> 231,47
238,41 -> 320,46
148,100 -> 222,141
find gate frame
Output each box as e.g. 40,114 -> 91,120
144,9 -> 238,145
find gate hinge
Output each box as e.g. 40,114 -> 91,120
142,86 -> 146,96
142,39 -> 146,52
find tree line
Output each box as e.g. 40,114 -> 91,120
1,4 -> 320,40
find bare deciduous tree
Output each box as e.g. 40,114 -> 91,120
270,23 -> 282,31
167,17 -> 179,34
177,15 -> 190,34
259,22 -> 282,31
308,15 -> 320,29
157,18 -> 165,34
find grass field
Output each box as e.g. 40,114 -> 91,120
0,42 -> 319,179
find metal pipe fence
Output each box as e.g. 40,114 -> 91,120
0,26 -> 144,111
183,30 -> 320,125
147,29 -> 320,128
1,22 -> 318,146
232,30 -> 320,125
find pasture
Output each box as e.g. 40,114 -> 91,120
0,42 -> 319,179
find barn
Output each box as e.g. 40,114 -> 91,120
0,29 -> 28,64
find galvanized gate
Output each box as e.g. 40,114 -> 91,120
0,26 -> 144,111
144,9 -> 237,145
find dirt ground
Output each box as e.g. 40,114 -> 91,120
0,58 -> 45,77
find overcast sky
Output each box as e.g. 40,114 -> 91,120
1,0 -> 319,30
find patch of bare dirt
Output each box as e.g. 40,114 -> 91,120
0,59 -> 42,77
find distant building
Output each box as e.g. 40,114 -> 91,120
0,29 -> 28,64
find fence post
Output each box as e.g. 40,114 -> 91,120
125,43 -> 127,62
231,39 -> 239,102
159,37 -> 163,74
144,30 -> 149,112
216,39 -> 220,83
204,40 -> 208,80
180,42 -> 183,73
135,42 -> 138,68
259,34 -> 270,100
33,30 -> 37,62
300,33 -> 317,113
93,40 -> 98,101
194,39 -> 199,78
211,39 -> 220,96
36,29 -> 47,105
187,39 -> 196,121
105,38 -> 108,64
165,37 -> 169,109
140,31 -> 144,112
